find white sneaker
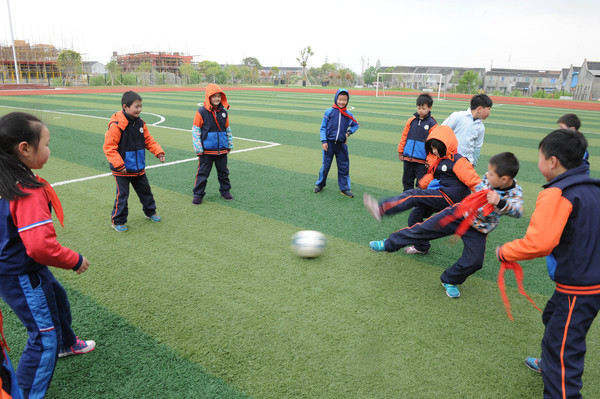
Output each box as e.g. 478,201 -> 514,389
363,193 -> 382,222
404,246 -> 428,255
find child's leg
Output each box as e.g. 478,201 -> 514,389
414,163 -> 428,188
214,154 -> 232,194
131,174 -> 157,217
380,189 -> 451,217
315,143 -> 334,188
384,207 -> 458,252
193,154 -> 215,197
402,161 -> 416,192
540,292 -> 600,398
439,228 -> 487,285
111,175 -> 131,225
407,206 -> 437,253
334,143 -> 351,191
1,347 -> 21,399
0,272 -> 60,398
48,273 -> 77,350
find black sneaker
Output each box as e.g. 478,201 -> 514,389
221,192 -> 233,201
313,186 -> 323,193
340,190 -> 354,198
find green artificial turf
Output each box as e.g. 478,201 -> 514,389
0,89 -> 599,398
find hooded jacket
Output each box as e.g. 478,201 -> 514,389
103,110 -> 164,176
192,83 -> 232,155
398,112 -> 437,163
418,125 -> 481,204
320,89 -> 359,143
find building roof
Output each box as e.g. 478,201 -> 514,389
586,61 -> 600,76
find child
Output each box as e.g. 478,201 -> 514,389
557,113 -> 590,173
103,90 -> 165,231
496,129 -> 599,398
1,307 -> 22,399
192,83 -> 233,204
398,93 -> 437,191
314,88 -> 359,198
442,93 -> 493,166
369,152 -> 523,298
0,112 -> 94,398
364,125 -> 481,255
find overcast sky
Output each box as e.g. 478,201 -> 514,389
2,0 -> 599,73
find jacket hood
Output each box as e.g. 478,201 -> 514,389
334,88 -> 349,106
204,83 -> 230,111
426,125 -> 458,160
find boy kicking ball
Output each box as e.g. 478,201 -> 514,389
367,152 -> 523,298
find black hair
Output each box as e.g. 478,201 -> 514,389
470,94 -> 493,109
121,90 -> 142,107
0,112 -> 45,200
557,113 -> 581,131
539,129 -> 587,170
489,152 -> 519,178
425,138 -> 446,158
416,93 -> 433,108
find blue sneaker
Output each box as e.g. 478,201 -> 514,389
112,224 -> 128,232
370,240 -> 386,252
525,357 -> 541,373
58,337 -> 96,358
146,214 -> 162,222
442,283 -> 460,298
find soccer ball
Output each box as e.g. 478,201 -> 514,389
291,230 -> 327,258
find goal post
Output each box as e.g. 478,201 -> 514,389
376,73 -> 443,99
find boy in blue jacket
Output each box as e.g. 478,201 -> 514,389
314,88 -> 359,198
398,93 -> 437,191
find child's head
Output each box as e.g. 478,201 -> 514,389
209,93 -> 222,108
416,93 -> 433,119
487,152 -> 519,188
121,90 -> 143,118
336,89 -> 349,108
425,138 -> 447,158
538,129 -> 587,181
557,113 -> 581,131
470,94 -> 493,120
0,112 -> 48,199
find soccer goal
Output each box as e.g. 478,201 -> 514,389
376,73 -> 444,99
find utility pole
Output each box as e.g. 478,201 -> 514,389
7,0 -> 20,84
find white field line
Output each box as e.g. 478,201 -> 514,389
0,105 -> 281,187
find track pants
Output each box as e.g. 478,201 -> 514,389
539,289 -> 600,399
0,267 -> 77,399
193,154 -> 231,197
1,346 -> 22,398
316,141 -> 350,191
384,206 -> 487,284
402,161 -> 427,192
111,174 -> 157,225
380,188 -> 455,252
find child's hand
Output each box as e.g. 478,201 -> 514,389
487,190 -> 500,206
76,256 -> 90,274
399,154 -> 404,161
322,142 -> 328,151
158,153 -> 165,162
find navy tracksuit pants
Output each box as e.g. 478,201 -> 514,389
111,174 -> 157,225
380,188 -> 455,253
0,267 -> 77,399
539,290 -> 600,399
384,205 -> 487,284
193,154 -> 231,197
316,141 -> 350,191
402,160 -> 427,192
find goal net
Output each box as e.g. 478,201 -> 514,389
376,73 -> 444,99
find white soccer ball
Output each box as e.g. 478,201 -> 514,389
291,230 -> 327,258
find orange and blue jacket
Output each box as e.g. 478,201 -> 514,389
498,164 -> 600,288
192,83 -> 232,156
103,110 -> 164,176
397,112 -> 437,163
418,125 -> 482,204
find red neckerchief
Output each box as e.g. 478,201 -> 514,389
0,308 -> 8,352
332,104 -> 358,125
437,190 -> 494,237
36,176 -> 64,227
498,261 -> 541,321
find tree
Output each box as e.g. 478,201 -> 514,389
179,63 -> 196,85
57,50 -> 82,86
455,70 -> 482,94
105,60 -> 121,86
363,66 -> 379,85
224,65 -> 239,84
270,66 -> 280,84
243,57 -> 262,70
296,45 -> 314,82
197,60 -> 222,83
135,61 -> 153,85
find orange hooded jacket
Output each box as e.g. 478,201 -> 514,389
192,84 -> 232,156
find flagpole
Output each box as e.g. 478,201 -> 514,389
6,0 -> 20,84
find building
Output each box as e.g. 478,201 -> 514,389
82,61 -> 106,76
483,68 -> 561,95
573,59 -> 600,101
377,66 -> 486,91
114,51 -> 193,74
0,40 -> 61,83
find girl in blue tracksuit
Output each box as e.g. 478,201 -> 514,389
314,89 -> 359,198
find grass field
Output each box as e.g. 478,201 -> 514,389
1,88 -> 599,398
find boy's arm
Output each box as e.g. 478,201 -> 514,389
497,187 -> 571,262
11,188 -> 83,271
471,126 -> 485,166
142,122 -> 165,158
493,186 -> 524,218
441,112 -> 457,128
192,112 -> 204,155
103,122 -> 125,171
320,109 -> 331,142
226,115 -> 233,150
347,116 -> 359,135
453,157 -> 482,190
397,117 -> 414,157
